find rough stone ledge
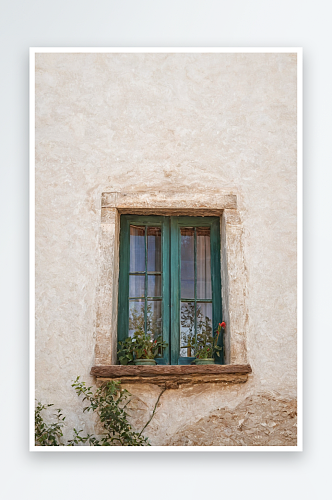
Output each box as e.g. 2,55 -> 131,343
117,208 -> 224,216
90,364 -> 252,389
101,191 -> 237,211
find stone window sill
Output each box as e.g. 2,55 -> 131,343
90,364 -> 252,389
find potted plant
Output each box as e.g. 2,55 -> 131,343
191,321 -> 225,365
117,329 -> 168,365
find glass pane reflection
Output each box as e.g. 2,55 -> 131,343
196,303 -> 213,339
196,228 -> 212,299
180,301 -> 196,357
147,300 -> 162,338
147,275 -> 161,297
180,228 -> 194,298
129,275 -> 145,298
130,226 -> 145,273
129,300 -> 145,337
147,227 -> 161,272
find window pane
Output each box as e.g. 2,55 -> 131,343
181,228 -> 195,298
128,300 -> 145,337
180,301 -> 196,357
197,228 -> 212,299
130,226 -> 145,273
196,302 -> 213,347
147,275 -> 161,297
147,300 -> 162,338
147,227 -> 161,272
129,275 -> 145,298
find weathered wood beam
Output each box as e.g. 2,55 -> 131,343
90,364 -> 252,388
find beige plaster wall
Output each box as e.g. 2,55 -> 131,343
35,52 -> 297,446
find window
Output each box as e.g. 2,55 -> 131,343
118,215 -> 223,365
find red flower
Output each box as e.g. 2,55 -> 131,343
220,322 -> 226,328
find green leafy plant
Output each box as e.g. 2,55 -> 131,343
35,378 -> 153,446
67,428 -> 100,446
118,331 -> 168,364
71,377 -> 149,446
194,322 -> 224,359
118,302 -> 167,364
35,402 -> 65,446
117,336 -> 136,365
181,313 -> 224,360
180,303 -> 219,358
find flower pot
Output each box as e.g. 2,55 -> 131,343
193,358 -> 215,365
134,359 -> 156,366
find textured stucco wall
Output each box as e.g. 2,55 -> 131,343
35,52 -> 297,446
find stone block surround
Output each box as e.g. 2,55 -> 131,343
94,190 -> 249,368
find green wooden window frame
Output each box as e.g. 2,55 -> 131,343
118,215 -> 223,365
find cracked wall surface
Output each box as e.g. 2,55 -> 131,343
165,393 -> 297,446
35,52 -> 297,446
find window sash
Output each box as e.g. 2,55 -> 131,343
118,215 -> 222,365
118,216 -> 170,364
170,217 -> 222,365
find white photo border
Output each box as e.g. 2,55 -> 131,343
29,46 -> 303,452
